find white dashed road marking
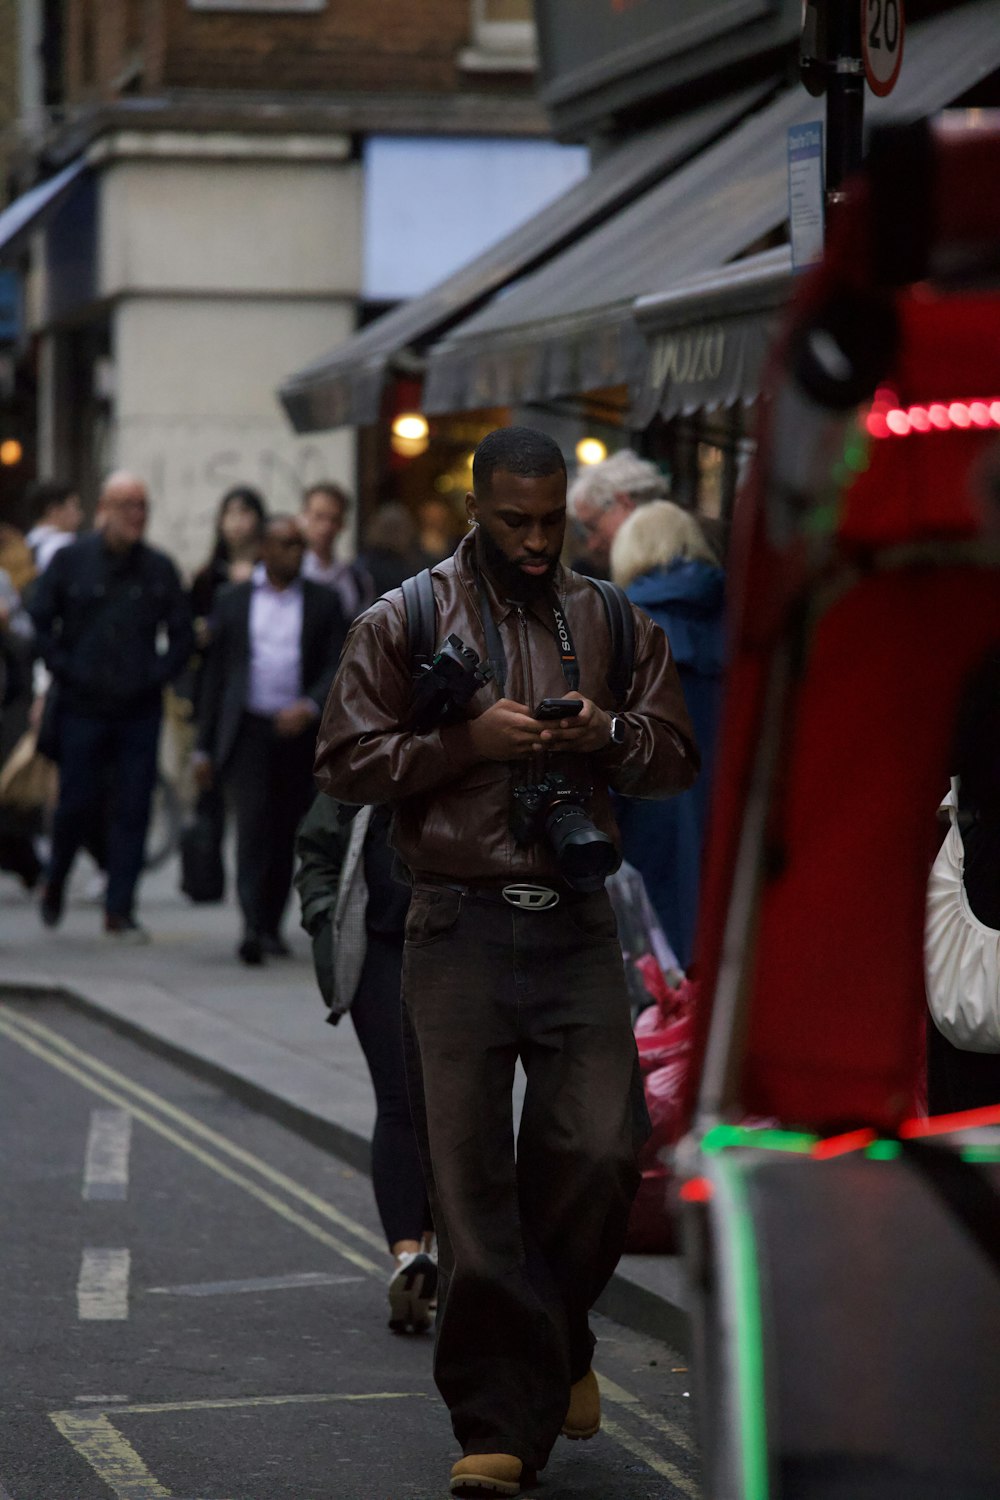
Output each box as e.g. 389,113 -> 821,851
77,1248 -> 131,1321
83,1108 -> 133,1201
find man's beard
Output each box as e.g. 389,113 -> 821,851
476,524 -> 559,601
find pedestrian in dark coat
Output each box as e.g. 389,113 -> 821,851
611,500 -> 725,970
193,515 -> 347,965
28,473 -> 193,941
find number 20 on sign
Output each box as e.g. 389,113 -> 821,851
862,0 -> 904,97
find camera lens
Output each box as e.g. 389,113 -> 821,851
544,804 -> 619,892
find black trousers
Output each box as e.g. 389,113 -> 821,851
49,709 -> 161,919
224,713 -> 316,938
351,933 -> 433,1248
402,884 -> 648,1471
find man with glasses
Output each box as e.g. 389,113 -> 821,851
194,514 -> 347,965
567,449 -> 669,577
29,472 -> 193,942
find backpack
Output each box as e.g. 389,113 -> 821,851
401,568 -> 636,707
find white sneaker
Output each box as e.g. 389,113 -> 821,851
388,1250 -> 438,1334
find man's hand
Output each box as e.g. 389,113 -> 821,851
274,699 -> 319,738
537,692 -> 613,754
467,698 -> 548,761
192,752 -> 214,792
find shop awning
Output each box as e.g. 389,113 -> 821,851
630,246 -> 792,424
278,85 -> 770,432
0,159 -> 88,263
423,0 -> 1000,417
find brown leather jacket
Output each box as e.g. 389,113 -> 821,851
315,532 -> 699,884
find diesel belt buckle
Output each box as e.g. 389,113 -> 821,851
502,883 -> 560,911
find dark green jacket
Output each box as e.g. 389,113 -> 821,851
294,796 -> 371,1023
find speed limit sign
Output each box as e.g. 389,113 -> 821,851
861,0 -> 905,96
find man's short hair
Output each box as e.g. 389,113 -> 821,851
26,480 -> 74,524
567,449 -> 669,517
472,427 -> 567,500
303,481 -> 351,515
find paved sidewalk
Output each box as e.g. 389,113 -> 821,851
0,851 -> 691,1353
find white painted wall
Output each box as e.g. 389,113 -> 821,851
99,150 -> 361,299
90,141 -> 363,574
114,295 -> 356,571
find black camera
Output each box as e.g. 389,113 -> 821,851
411,633 -> 492,734
509,771 -> 619,893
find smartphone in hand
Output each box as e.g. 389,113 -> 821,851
534,698 -> 584,721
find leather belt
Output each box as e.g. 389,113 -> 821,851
416,876 -> 577,910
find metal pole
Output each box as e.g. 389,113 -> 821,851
825,2 -> 866,203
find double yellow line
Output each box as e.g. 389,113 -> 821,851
0,1004 -> 385,1275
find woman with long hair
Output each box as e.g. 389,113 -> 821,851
182,487 -> 268,904
190,486 -> 267,632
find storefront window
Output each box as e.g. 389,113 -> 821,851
697,440 -> 724,522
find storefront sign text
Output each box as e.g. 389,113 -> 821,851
649,324 -> 727,391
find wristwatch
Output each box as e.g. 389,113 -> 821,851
608,714 -> 627,748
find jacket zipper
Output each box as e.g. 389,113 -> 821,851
515,606 -> 534,711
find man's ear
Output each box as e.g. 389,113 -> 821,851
465,491 -> 477,526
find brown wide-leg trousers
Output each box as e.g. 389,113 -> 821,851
401,881 -> 649,1472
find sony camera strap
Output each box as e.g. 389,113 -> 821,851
549,594 -> 580,692
476,573 -> 580,697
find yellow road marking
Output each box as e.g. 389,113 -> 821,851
597,1371 -> 696,1455
62,1391 -> 427,1417
48,1412 -> 171,1499
49,1395 -> 427,1500
0,1012 -> 381,1276
601,1416 -> 700,1497
1,1006 -> 385,1252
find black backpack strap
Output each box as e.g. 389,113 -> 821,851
402,569 -> 437,669
588,577 -> 636,707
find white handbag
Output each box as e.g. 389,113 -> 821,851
925,779 -> 1000,1052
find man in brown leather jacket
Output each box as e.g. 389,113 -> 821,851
315,427 -> 697,1498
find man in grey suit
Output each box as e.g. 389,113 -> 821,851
194,515 -> 347,964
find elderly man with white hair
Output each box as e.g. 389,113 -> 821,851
29,472 -> 193,941
566,448 -> 669,575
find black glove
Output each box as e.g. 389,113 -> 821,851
311,918 -> 338,1021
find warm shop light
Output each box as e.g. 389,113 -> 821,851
866,396 -> 1000,438
391,413 -> 429,442
390,411 -> 430,459
575,437 -> 608,466
0,439 -> 22,466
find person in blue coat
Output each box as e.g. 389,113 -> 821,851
611,500 -> 725,969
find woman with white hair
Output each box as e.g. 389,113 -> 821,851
610,500 -> 725,969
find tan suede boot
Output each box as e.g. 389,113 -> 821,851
561,1369 -> 601,1440
449,1453 -> 523,1496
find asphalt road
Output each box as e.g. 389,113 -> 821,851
0,993 -> 701,1500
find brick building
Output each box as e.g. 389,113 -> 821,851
1,0 -> 583,567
